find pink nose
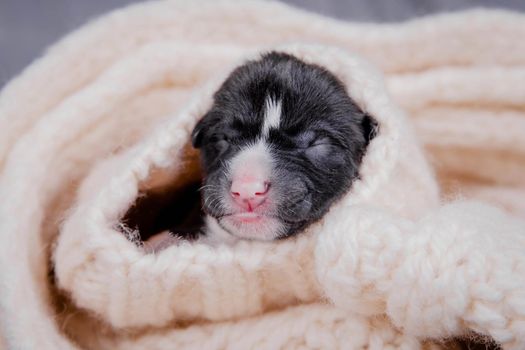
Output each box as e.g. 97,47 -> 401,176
230,178 -> 270,211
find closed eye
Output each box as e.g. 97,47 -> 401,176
288,131 -> 338,153
292,130 -> 317,148
208,134 -> 227,143
305,138 -> 332,159
308,137 -> 331,148
207,134 -> 231,154
208,130 -> 240,145
294,137 -> 336,165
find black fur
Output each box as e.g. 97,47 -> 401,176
192,52 -> 377,239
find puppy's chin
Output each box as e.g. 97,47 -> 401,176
216,214 -> 284,241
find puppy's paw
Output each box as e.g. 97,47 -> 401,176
143,231 -> 183,253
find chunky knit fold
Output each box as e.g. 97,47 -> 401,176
1,2 -> 524,349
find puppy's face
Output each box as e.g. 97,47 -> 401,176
192,52 -> 375,241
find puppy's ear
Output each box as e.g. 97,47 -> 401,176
191,113 -> 211,148
361,114 -> 379,145
191,121 -> 204,148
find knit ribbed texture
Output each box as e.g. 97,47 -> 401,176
0,1 -> 524,349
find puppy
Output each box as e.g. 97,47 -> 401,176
192,51 -> 376,243
145,51 -> 376,251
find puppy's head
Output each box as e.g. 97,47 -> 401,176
192,52 -> 376,241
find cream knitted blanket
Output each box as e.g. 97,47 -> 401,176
1,1 -> 524,349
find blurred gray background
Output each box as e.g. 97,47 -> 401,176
1,0 -> 524,86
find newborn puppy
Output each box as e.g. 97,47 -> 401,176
144,51 -> 376,251
192,52 -> 376,243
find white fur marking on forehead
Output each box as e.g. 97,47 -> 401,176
262,96 -> 282,138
